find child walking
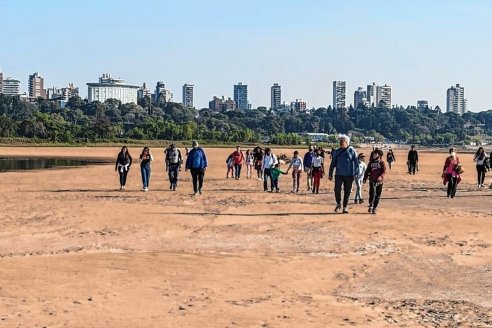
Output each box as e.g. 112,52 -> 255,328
354,153 -> 367,204
286,150 -> 304,193
311,149 -> 325,194
270,163 -> 288,192
226,153 -> 234,178
364,149 -> 386,214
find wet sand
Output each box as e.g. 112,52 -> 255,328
0,147 -> 491,327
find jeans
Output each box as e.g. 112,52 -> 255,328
446,174 -> 458,198
234,164 -> 242,179
190,168 -> 205,193
388,161 -> 393,170
272,178 -> 279,191
369,181 -> 383,208
312,167 -> 322,193
305,167 -> 313,190
292,168 -> 301,191
119,169 -> 129,186
477,164 -> 486,185
141,165 -> 151,188
263,168 -> 273,191
168,164 -> 179,186
354,178 -> 363,202
334,175 -> 354,208
408,161 -> 417,174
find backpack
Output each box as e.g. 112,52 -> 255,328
167,149 -> 181,164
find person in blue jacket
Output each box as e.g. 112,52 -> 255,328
185,140 -> 208,196
328,134 -> 359,214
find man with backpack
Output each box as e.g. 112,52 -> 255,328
165,144 -> 183,191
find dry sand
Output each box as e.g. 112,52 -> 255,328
0,147 -> 490,327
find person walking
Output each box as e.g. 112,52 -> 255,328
354,153 -> 367,204
139,147 -> 153,192
185,141 -> 208,196
231,145 -> 245,180
262,148 -> 278,192
254,146 -> 264,180
245,149 -> 254,179
225,153 -> 235,178
473,147 -> 488,188
407,145 -> 419,174
311,148 -> 325,194
329,134 -> 359,214
165,143 -> 183,191
386,148 -> 396,170
442,147 -> 462,198
303,145 -> 315,191
286,150 -> 304,193
364,149 -> 387,214
270,163 -> 288,192
115,146 -> 132,191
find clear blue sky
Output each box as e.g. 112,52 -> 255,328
1,0 -> 491,111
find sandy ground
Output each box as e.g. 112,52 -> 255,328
0,146 -> 491,328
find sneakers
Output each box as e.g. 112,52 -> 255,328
342,207 -> 349,214
334,204 -> 341,213
368,206 -> 373,213
371,208 -> 377,214
144,187 -> 149,192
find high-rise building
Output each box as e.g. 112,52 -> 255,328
28,72 -> 46,99
290,99 -> 307,112
209,96 -> 223,112
234,82 -> 248,110
2,77 -> 20,95
0,68 -> 3,94
333,81 -> 346,109
182,83 -> 194,107
417,100 -> 429,111
367,82 -> 377,107
223,97 -> 235,111
447,84 -> 466,114
87,73 -> 139,104
153,81 -> 173,103
354,87 -> 367,109
271,83 -> 281,110
137,83 -> 151,99
376,84 -> 392,108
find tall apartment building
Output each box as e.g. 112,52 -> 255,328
417,100 -> 429,111
354,87 -> 367,109
28,72 -> 46,99
2,77 -> 21,95
447,84 -> 466,114
137,83 -> 151,100
333,81 -> 346,109
234,82 -> 248,110
153,81 -> 173,103
367,82 -> 377,107
290,99 -> 307,112
0,68 -> 3,94
182,83 -> 194,107
376,84 -> 392,109
87,73 -> 139,104
271,83 -> 281,110
47,83 -> 79,101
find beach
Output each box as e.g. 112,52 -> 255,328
0,147 -> 491,327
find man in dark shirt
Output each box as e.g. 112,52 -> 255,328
407,145 -> 419,175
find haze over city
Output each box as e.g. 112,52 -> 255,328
1,0 -> 491,111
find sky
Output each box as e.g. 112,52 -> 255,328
1,0 -> 491,111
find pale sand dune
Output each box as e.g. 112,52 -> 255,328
0,147 -> 491,327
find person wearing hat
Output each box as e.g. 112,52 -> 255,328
185,141 -> 208,196
165,143 -> 183,191
328,134 -> 359,214
354,153 -> 367,204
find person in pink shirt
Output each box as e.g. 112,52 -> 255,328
442,147 -> 462,198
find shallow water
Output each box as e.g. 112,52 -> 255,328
0,157 -> 109,172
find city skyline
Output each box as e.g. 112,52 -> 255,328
1,0 -> 491,111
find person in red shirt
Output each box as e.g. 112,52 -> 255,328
231,145 -> 245,180
363,149 -> 387,214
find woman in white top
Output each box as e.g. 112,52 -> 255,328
474,147 -> 488,187
245,149 -> 254,179
354,153 -> 367,203
311,149 -> 325,194
286,150 -> 304,193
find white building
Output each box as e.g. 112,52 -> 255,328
182,83 -> 194,107
87,73 -> 139,104
333,81 -> 346,109
376,84 -> 392,108
2,77 -> 20,95
447,84 -> 466,115
137,83 -> 151,100
0,68 -> 3,94
47,83 -> 79,101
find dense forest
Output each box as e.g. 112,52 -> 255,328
0,94 -> 492,145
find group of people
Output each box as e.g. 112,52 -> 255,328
114,136 -> 490,213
